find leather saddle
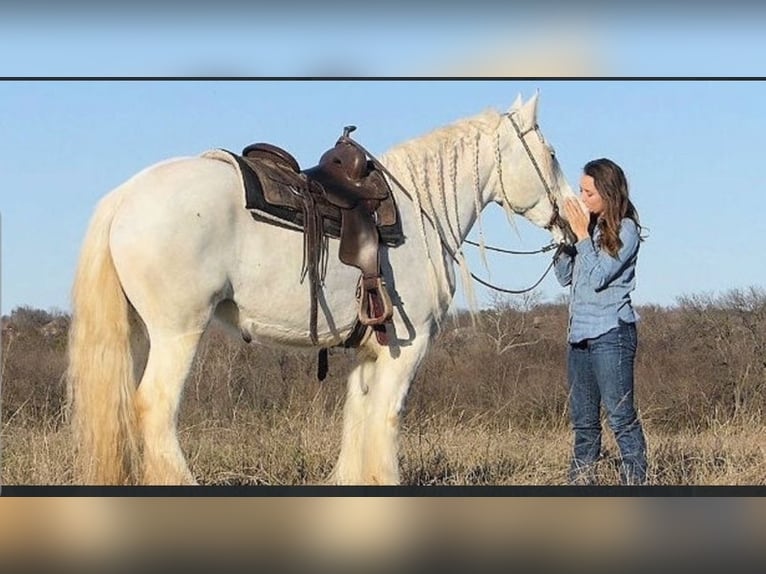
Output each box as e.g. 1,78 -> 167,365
235,126 -> 404,362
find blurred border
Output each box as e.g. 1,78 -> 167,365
3,3 -> 766,570
1,4 -> 766,77
2,495 -> 766,569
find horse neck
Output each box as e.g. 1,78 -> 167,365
381,124 -> 500,255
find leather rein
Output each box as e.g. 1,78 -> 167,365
342,113 -> 569,296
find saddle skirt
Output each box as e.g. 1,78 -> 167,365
225,147 -> 404,247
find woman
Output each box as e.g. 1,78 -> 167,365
554,158 -> 648,485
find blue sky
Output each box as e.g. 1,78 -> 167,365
2,8 -> 766,314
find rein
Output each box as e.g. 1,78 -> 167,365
464,238 -> 558,255
341,122 -> 566,295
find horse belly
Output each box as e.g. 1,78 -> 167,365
230,226 -> 363,347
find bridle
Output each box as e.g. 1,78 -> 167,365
342,115 -> 572,295
502,111 -> 569,236
454,111 -> 572,294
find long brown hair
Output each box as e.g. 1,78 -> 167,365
583,158 -> 642,257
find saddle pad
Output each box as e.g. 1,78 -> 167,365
203,149 -> 405,246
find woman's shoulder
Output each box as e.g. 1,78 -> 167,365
619,217 -> 639,234
618,217 -> 642,249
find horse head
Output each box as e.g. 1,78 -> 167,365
492,91 -> 578,244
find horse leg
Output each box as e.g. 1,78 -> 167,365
135,328 -> 204,485
331,337 -> 430,485
329,352 -> 378,484
360,338 -> 430,485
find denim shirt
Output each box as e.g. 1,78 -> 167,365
554,217 -> 640,343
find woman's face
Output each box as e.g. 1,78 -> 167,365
579,174 -> 605,216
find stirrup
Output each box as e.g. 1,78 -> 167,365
357,275 -> 393,326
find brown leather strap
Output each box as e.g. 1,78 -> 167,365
296,182 -> 323,344
317,348 -> 328,381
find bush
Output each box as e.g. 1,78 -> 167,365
3,286 -> 765,434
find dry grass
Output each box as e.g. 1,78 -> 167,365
3,408 -> 766,486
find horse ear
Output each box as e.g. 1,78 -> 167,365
519,90 -> 540,127
508,93 -> 523,112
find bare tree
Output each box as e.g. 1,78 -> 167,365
481,292 -> 543,356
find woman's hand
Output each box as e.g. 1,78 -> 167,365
563,197 -> 590,241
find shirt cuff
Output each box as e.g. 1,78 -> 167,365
575,237 -> 594,254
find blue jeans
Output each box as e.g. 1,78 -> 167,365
567,320 -> 647,485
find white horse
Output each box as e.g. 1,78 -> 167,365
66,92 -> 577,485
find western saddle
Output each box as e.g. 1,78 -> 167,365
235,126 -> 403,376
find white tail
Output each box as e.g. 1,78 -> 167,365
66,189 -> 140,484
